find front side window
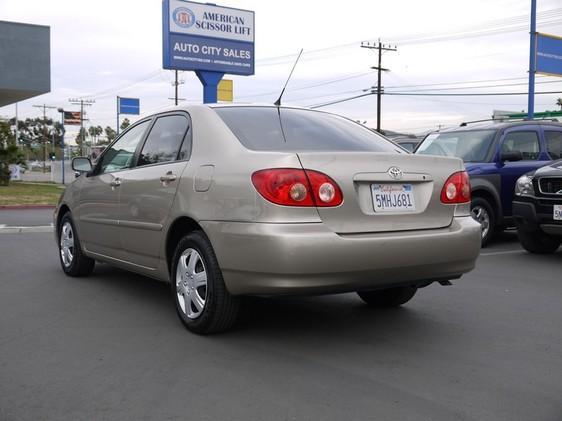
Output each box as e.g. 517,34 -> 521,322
416,130 -> 496,162
98,120 -> 151,174
214,107 -> 400,153
137,115 -> 191,166
545,130 -> 562,160
501,131 -> 540,161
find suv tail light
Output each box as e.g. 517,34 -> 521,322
251,168 -> 343,207
441,171 -> 471,204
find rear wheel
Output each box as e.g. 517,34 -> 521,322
171,231 -> 241,334
58,213 -> 95,276
517,226 -> 560,254
471,197 -> 495,247
357,286 -> 417,307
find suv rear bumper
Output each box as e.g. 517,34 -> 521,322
201,217 -> 481,295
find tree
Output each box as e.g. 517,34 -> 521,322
75,127 -> 87,147
0,121 -> 25,185
104,126 -> 116,143
120,118 -> 131,131
557,98 -> 562,111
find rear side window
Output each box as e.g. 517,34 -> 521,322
214,107 -> 399,153
501,131 -> 540,160
137,115 -> 190,166
545,130 -> 562,160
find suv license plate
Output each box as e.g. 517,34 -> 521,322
372,184 -> 416,212
554,205 -> 562,221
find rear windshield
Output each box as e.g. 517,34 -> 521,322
214,107 -> 401,153
416,129 -> 497,162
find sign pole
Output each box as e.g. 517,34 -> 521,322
528,0 -> 537,120
196,71 -> 224,104
116,96 -> 120,135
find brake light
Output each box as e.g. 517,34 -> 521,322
440,171 -> 471,204
251,168 -> 343,207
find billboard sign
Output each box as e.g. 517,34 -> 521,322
118,97 -> 140,115
162,0 -> 255,76
536,33 -> 562,77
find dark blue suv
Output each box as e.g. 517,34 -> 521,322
416,120 -> 562,245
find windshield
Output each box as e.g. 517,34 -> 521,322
214,107 -> 402,153
416,129 -> 497,162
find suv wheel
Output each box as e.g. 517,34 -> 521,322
58,213 -> 95,276
357,286 -> 417,307
471,197 -> 495,247
517,225 -> 561,254
171,231 -> 241,334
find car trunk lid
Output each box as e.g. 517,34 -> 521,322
297,152 -> 463,234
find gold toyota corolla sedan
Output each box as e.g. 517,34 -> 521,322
54,104 -> 481,334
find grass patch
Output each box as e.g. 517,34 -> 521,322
0,182 -> 64,206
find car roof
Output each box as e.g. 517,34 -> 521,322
437,119 -> 562,133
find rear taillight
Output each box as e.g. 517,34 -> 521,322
251,168 -> 343,207
440,171 -> 471,204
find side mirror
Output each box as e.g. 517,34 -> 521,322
501,150 -> 523,162
72,157 -> 92,174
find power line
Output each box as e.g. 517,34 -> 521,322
309,90 -> 562,109
384,90 -> 562,97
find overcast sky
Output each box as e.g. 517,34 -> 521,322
1,0 -> 562,139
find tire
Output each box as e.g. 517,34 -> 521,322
516,225 -> 561,254
357,286 -> 417,307
471,197 -> 496,247
58,212 -> 95,277
171,231 -> 240,334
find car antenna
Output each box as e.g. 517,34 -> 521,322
274,48 -> 303,107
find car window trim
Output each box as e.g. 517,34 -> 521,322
133,111 -> 193,169
91,117 -> 154,176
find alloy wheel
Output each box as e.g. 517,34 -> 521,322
471,205 -> 490,240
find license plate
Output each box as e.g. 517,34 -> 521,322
371,184 -> 416,212
554,205 -> 562,221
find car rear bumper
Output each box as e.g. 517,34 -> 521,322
201,217 -> 481,295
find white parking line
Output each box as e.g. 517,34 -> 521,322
0,225 -> 54,234
480,249 -> 523,256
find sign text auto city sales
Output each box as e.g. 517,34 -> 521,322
163,0 -> 255,75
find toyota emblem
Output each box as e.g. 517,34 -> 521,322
388,167 -> 403,180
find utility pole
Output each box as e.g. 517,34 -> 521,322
171,70 -> 185,105
69,98 -> 94,156
33,103 -> 57,173
361,40 -> 397,133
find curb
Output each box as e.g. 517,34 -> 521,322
0,225 -> 54,234
0,205 -> 56,210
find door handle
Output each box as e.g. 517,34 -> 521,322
160,172 -> 177,183
109,178 -> 122,188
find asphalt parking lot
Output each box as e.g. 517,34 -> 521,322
1,225 -> 561,421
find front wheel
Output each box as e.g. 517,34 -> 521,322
58,212 -> 95,276
517,226 -> 561,254
171,231 -> 241,334
357,286 -> 417,307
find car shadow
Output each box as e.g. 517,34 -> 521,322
89,263 -> 457,343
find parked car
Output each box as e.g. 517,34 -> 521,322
392,136 -> 422,153
416,120 -> 562,245
513,158 -> 562,253
55,105 -> 481,334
